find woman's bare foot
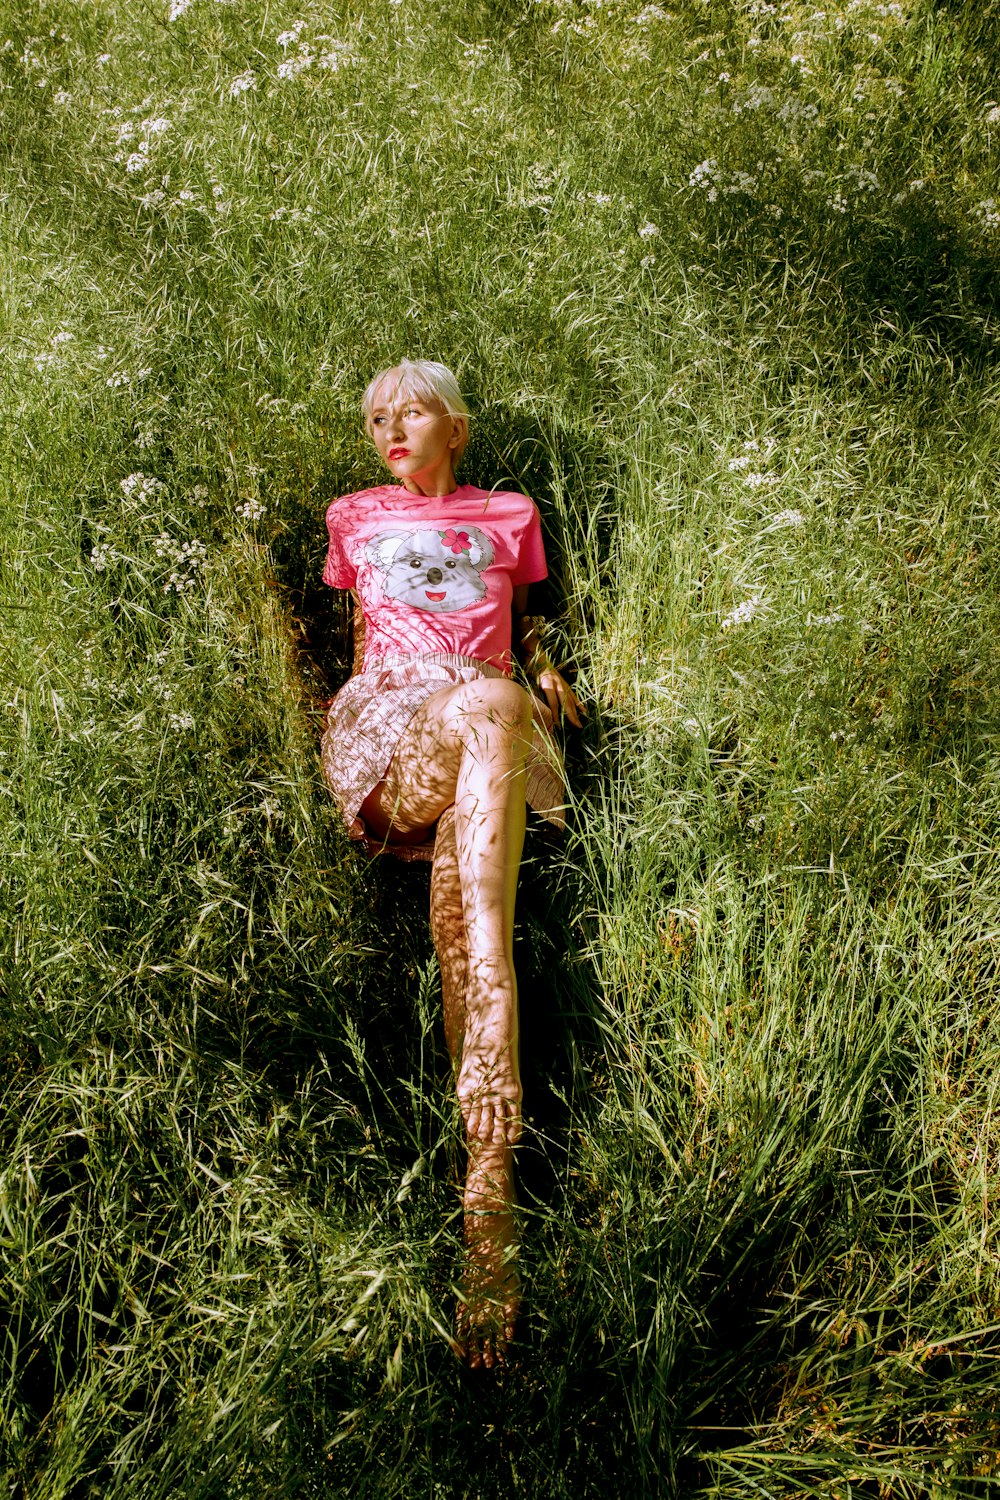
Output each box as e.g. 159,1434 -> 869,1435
457,1047 -> 521,1148
457,1138 -> 520,1370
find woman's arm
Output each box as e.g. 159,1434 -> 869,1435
512,584 -> 584,727
350,589 -> 366,676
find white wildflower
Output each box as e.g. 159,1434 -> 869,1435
52,330 -> 74,343
771,508 -> 805,528
107,366 -> 152,387
732,83 -> 775,114
125,151 -> 149,174
778,96 -> 819,126
277,51 -> 311,78
743,471 -> 773,489
169,0 -> 194,17
276,27 -> 302,48
141,116 -> 171,135
638,221 -> 659,238
986,103 -> 1000,125
721,594 -> 764,630
975,199 -> 1000,229
168,711 -> 195,730
829,191 -> 848,213
229,70 -> 256,96
121,472 -> 166,505
640,254 -> 656,268
90,543 -> 120,571
809,611 -> 843,626
96,52 -> 111,64
689,158 -> 718,201
318,42 -> 353,68
846,165 -> 879,193
237,498 -> 266,521
53,89 -> 72,104
139,188 -> 166,207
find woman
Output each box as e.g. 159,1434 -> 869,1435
321,360 -> 583,1368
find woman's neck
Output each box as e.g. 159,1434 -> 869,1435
400,475 -> 460,498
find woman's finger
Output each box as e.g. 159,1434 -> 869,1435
563,691 -> 584,729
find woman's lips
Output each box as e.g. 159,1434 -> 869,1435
388,447 -> 410,459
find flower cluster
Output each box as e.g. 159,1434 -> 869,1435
688,159 -> 758,202
121,472 -> 166,503
975,199 -> 1000,231
155,533 -> 208,592
111,115 -> 172,176
271,25 -> 355,79
721,593 -> 764,631
727,436 -> 779,489
107,366 -> 153,389
236,499 -> 266,522
89,542 -> 121,572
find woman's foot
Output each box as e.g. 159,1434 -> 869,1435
457,1047 -> 521,1148
457,1138 -> 520,1370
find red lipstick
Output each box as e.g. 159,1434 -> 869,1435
388,447 -> 410,459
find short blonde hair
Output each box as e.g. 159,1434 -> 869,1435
362,359 -> 470,463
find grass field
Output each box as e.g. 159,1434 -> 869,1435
3,0 -> 1000,1494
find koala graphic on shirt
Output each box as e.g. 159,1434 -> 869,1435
364,525 -> 495,613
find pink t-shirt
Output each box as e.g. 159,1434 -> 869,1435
323,484 -> 548,674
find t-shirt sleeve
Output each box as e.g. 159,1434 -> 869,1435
510,500 -> 548,585
323,500 -> 357,588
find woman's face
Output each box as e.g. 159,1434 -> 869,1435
368,383 -> 464,493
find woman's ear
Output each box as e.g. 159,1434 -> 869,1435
448,416 -> 469,452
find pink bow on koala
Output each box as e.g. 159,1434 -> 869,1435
441,528 -> 472,555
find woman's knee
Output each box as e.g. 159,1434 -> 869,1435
445,679 -> 533,741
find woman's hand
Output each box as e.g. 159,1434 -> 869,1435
536,665 -> 584,728
514,606 -> 585,727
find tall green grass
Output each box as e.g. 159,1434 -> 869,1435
3,0 -> 1000,1493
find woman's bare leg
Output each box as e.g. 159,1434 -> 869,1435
429,802 -> 523,1370
364,679 -> 532,1366
429,806 -> 467,1068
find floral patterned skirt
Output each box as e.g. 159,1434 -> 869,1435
320,652 -> 567,862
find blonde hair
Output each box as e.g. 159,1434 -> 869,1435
362,359 -> 470,464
